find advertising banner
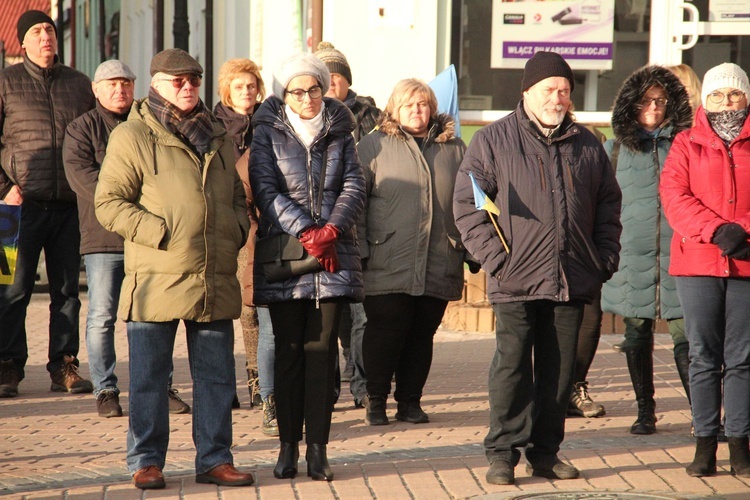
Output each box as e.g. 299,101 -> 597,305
709,0 -> 750,21
491,0 -> 615,70
0,204 -> 21,285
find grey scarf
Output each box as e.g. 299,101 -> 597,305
706,108 -> 748,144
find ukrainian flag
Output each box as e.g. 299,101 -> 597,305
469,172 -> 500,215
468,172 -> 509,254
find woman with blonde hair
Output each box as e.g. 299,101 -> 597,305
215,58 -> 266,160
215,58 -> 277,436
357,79 -> 466,426
668,64 -> 702,122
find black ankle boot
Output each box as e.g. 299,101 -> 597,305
625,347 -> 657,435
728,436 -> 750,477
687,436 -> 717,477
306,443 -> 333,481
673,344 -> 691,406
364,395 -> 389,425
273,442 -> 299,479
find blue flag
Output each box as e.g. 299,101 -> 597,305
429,65 -> 461,138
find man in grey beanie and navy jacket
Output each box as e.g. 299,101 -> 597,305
453,51 -> 622,485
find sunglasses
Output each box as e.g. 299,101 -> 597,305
157,75 -> 202,89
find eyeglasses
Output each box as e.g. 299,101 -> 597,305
708,90 -> 745,104
285,85 -> 323,102
639,97 -> 668,108
157,75 -> 202,89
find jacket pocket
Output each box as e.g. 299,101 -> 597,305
366,230 -> 396,271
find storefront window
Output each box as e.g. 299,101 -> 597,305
452,0 -> 651,112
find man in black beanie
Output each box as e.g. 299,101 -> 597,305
0,9 -> 95,398
453,51 -> 622,485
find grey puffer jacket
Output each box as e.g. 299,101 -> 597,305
249,96 -> 366,304
453,101 -> 622,304
601,65 -> 692,320
357,112 -> 466,301
0,55 -> 95,203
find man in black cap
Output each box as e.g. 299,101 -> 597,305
0,9 -> 95,398
452,51 -> 622,485
94,48 -> 253,490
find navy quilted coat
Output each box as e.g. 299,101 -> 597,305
249,96 -> 366,304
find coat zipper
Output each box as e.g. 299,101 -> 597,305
45,69 -> 57,199
652,137 -> 662,318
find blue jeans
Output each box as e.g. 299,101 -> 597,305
676,277 -> 750,438
83,253 -> 124,396
257,306 -> 275,399
348,302 -> 367,403
126,319 -> 236,474
0,202 -> 81,378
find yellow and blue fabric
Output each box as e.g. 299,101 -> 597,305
0,205 -> 21,285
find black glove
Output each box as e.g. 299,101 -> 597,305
712,223 -> 748,256
726,242 -> 750,260
467,261 -> 482,274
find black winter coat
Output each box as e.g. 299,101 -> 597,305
249,96 -> 366,304
453,101 -> 622,304
0,55 -> 95,203
63,101 -> 129,255
344,90 -> 380,142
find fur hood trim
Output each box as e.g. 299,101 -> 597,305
611,65 -> 693,151
377,111 -> 457,143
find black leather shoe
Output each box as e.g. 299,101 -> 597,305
364,395 -> 389,425
306,443 -> 333,481
273,442 -> 299,479
395,401 -> 429,423
486,459 -> 514,485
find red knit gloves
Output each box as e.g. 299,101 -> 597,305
300,224 -> 340,272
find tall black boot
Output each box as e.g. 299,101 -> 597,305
625,346 -> 656,435
306,443 -> 333,481
673,344 -> 691,407
728,437 -> 750,478
686,436 -> 717,477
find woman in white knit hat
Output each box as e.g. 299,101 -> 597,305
661,62 -> 750,479
249,52 -> 365,482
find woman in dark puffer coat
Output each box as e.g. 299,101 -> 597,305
600,66 -> 693,435
249,53 -> 365,482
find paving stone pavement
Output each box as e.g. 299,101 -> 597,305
1,294 -> 749,499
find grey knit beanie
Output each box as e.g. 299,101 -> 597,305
272,52 -> 330,98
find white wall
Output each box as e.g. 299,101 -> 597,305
321,0 -> 445,108
118,0 -> 451,107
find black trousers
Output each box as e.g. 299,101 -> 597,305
268,299 -> 343,444
363,294 -> 447,402
484,300 -> 583,465
575,291 -> 602,383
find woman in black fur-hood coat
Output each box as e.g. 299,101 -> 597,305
610,65 -> 694,151
600,65 -> 694,435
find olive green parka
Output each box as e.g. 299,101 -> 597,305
95,98 -> 249,322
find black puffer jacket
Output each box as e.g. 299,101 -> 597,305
213,101 -> 262,161
0,55 -> 95,203
344,90 -> 381,142
63,101 -> 129,255
453,101 -> 622,304
249,96 -> 366,304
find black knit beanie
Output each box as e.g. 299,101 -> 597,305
521,51 -> 575,92
17,10 -> 56,44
